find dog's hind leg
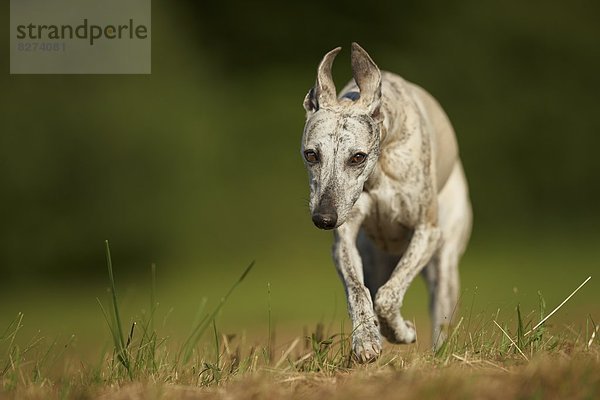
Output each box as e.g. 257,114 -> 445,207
422,247 -> 460,349
424,162 -> 472,349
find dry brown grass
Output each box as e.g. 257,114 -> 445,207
3,348 -> 598,400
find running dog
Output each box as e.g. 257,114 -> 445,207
301,43 -> 472,362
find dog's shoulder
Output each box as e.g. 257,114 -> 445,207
380,72 -> 460,193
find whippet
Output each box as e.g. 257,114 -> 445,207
301,43 -> 472,362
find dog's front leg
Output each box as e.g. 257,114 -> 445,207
374,223 -> 441,344
332,194 -> 381,363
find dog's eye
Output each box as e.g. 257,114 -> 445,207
350,152 -> 367,165
304,150 -> 319,163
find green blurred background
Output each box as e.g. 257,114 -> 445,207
0,1 -> 598,352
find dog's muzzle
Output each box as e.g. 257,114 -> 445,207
312,191 -> 337,230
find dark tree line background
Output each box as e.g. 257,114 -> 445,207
1,0 -> 599,282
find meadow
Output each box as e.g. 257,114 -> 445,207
1,232 -> 598,400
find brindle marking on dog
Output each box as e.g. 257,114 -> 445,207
301,43 -> 472,363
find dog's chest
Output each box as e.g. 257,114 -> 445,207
360,187 -> 417,255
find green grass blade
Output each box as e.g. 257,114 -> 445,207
103,241 -> 132,378
105,241 -> 126,351
150,263 -> 157,332
180,261 -> 255,364
212,319 -> 220,369
96,298 -> 120,350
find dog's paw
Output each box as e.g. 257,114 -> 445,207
379,316 -> 417,344
374,286 -> 416,344
352,323 -> 382,363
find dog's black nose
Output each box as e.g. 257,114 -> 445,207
312,212 -> 338,230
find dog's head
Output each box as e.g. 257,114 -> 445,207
301,43 -> 383,230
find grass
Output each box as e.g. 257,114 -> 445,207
0,243 -> 598,399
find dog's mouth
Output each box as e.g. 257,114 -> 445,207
315,224 -> 336,231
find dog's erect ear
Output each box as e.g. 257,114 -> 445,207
303,86 -> 318,112
303,46 -> 342,113
351,42 -> 382,120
